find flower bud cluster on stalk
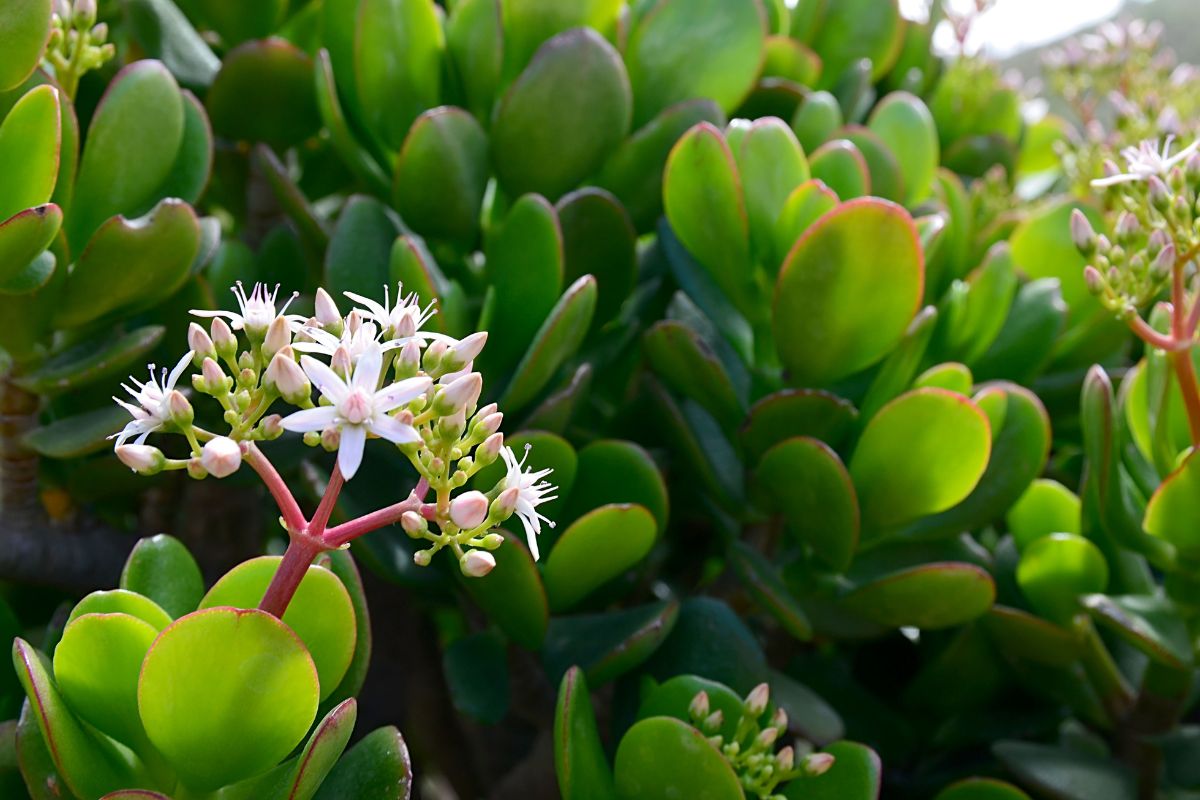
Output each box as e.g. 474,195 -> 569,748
687,683 -> 833,800
45,0 -> 114,99
110,282 -> 557,580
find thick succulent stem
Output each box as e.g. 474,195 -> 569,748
257,535 -> 324,618
0,379 -> 40,525
1169,261 -> 1200,447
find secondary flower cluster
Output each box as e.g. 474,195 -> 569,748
688,684 -> 832,800
110,282 -> 557,576
1073,136 -> 1200,323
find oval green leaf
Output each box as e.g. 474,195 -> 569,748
207,38 -> 319,148
614,716 -> 743,800
555,667 -> 617,800
0,84 -> 60,221
394,106 -> 488,244
544,504 -> 657,612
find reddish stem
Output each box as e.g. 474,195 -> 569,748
258,537 -> 322,618
322,477 -> 429,548
243,443 -> 307,534
1170,263 -> 1200,448
1128,316 -> 1181,352
308,465 -> 344,537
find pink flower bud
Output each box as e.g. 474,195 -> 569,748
188,323 -> 215,362
451,331 -> 488,364
1069,209 -> 1096,255
744,683 -> 770,717
395,339 -> 422,378
492,486 -> 520,519
802,752 -> 835,777
331,346 -> 352,379
450,490 -> 489,530
413,549 -> 433,567
689,691 -> 710,720
201,358 -> 228,392
476,432 -> 503,465
401,510 -> 426,537
459,550 -> 496,578
167,390 -> 193,425
211,317 -> 237,357
115,444 -> 164,474
435,372 -> 482,415
776,746 -> 795,772
755,727 -> 779,749
260,414 -> 283,439
201,436 -> 242,478
315,288 -> 342,330
476,412 -> 503,437
263,315 -> 292,359
265,348 -> 309,401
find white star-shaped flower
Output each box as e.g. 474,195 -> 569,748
279,344 -> 431,479
191,282 -> 304,334
293,319 -> 394,362
344,283 -> 438,341
1092,136 -> 1200,187
500,444 -> 557,560
110,350 -> 193,446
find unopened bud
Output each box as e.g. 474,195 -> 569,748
776,746 -> 795,772
72,0 -> 96,28
262,315 -> 292,359
331,346 -> 352,380
450,490 -> 489,530
1083,265 -> 1106,295
459,549 -> 496,577
492,486 -> 520,519
116,444 -> 165,474
315,288 -> 342,334
188,323 -> 215,363
90,20 -> 107,41
755,727 -> 779,749
186,458 -> 207,480
476,432 -> 503,465
1114,211 -> 1140,244
423,339 -> 449,374
211,317 -> 236,359
689,691 -> 710,720
770,707 -> 788,731
394,306 -> 418,339
448,331 -> 488,368
401,510 -> 427,537
745,683 -> 770,717
167,390 -> 193,426
321,427 -> 340,451
1070,209 -> 1097,256
802,752 -> 835,777
395,339 -> 422,379
1149,175 -> 1171,210
201,436 -> 242,478
413,549 -> 433,567
481,533 -> 504,549
703,710 -> 724,732
435,372 -> 483,415
259,414 -> 283,439
1150,243 -> 1176,281
265,348 -> 310,402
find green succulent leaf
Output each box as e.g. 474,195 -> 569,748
314,49 -> 390,195
55,198 -> 201,328
634,674 -> 744,740
67,590 -> 173,631
557,188 -> 637,323
992,741 -> 1134,800
14,325 -> 164,396
934,778 -> 1031,800
841,126 -> 905,203
0,84 -> 60,221
394,107 -> 488,244
207,38 -> 318,148
555,667 -> 618,800
643,319 -> 743,429
138,608 -> 320,791
791,90 -> 843,154
614,716 -> 743,800
544,600 -> 679,686
625,0 -> 765,125
809,139 -> 869,199
984,605 -> 1080,667
324,194 -> 400,299
311,726 -> 413,800
200,556 -> 357,700
492,28 -> 632,200
68,61 -> 185,251
119,535 -> 205,620
445,0 -> 503,121
1145,450 -> 1200,556
353,0 -> 444,150
647,597 -> 767,694
867,91 -> 939,206
1007,479 -> 1081,552
787,741 -> 882,800
462,530 -> 549,650
841,562 -> 995,629
0,0 -> 50,92
729,540 -> 814,639
735,117 -> 810,267
189,0 -> 285,45
811,0 -> 902,86
740,389 -> 858,463
774,198 -> 922,386
544,504 -> 657,612
126,0 -> 221,89
561,439 -> 669,535
22,406 -> 130,459
0,204 -> 62,288
1082,593 -> 1192,669
850,388 -> 991,532
1016,533 -> 1109,625
443,631 -> 510,725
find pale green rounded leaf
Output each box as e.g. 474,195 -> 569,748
0,0 -> 51,92
138,608 -> 319,791
544,504 -> 657,612
867,91 -> 939,206
1016,533 -> 1109,625
773,198 -> 923,386
615,716 -> 742,800
394,107 -> 488,244
0,84 -> 60,221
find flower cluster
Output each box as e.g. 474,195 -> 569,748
1073,137 -> 1200,324
110,282 -> 557,577
44,0 -> 115,99
688,684 -> 833,800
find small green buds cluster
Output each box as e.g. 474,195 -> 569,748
688,684 -> 833,800
45,0 -> 114,99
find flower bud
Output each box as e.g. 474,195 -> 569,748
492,486 -> 520,519
201,436 -> 242,478
770,707 -> 788,731
401,510 -> 427,537
331,346 -> 353,380
689,691 -> 710,720
72,0 -> 96,28
265,348 -> 310,402
435,372 -> 483,415
262,315 -> 292,359
167,390 -> 193,426
315,288 -> 343,334
1114,211 -> 1141,244
447,331 -> 488,368
321,427 -> 341,451
211,317 -> 237,359
481,533 -> 504,549
1149,175 -> 1171,210
90,20 -> 107,41
413,549 -> 433,567
1083,265 -> 1106,295
744,683 -> 770,717
188,323 -> 215,363
1069,209 -> 1097,256
423,339 -> 449,374
802,752 -> 835,777
116,444 -> 165,474
450,490 -> 489,530
755,727 -> 779,749
459,549 -> 496,578
476,433 -> 503,465
394,306 -> 418,339
475,412 -> 503,438
1150,243 -> 1176,281
259,414 -> 283,439
703,710 -> 724,732
395,339 -> 422,379
776,746 -> 795,772
186,458 -> 207,480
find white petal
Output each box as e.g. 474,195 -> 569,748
292,341 -> 337,356
1090,173 -> 1138,188
518,514 -> 540,561
368,413 -> 421,444
343,291 -> 389,321
374,376 -> 432,412
279,405 -> 339,432
190,309 -> 245,329
165,350 -> 195,391
353,345 -> 382,391
300,356 -> 349,404
110,418 -> 159,445
338,424 -> 367,479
